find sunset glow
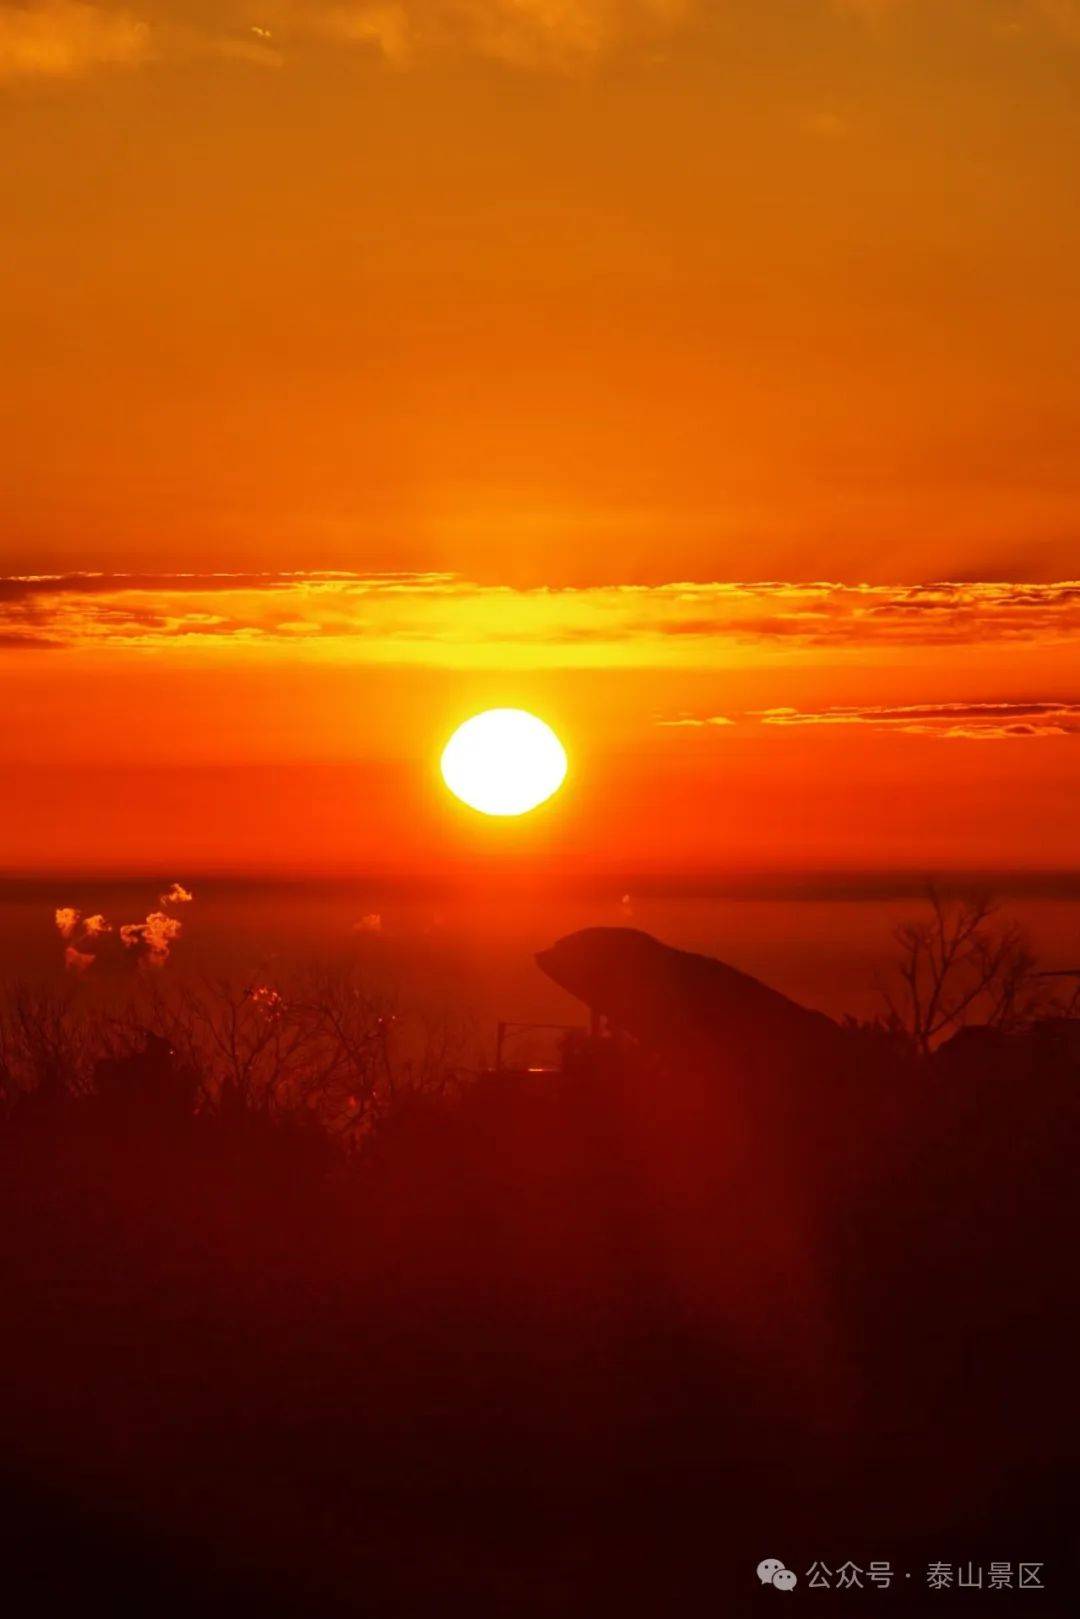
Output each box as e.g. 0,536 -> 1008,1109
0,2 -> 1077,879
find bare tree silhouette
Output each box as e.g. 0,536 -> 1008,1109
119,966 -> 470,1142
882,888 -> 1048,1057
0,982 -> 92,1106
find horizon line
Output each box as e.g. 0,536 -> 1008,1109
5,867 -> 1080,901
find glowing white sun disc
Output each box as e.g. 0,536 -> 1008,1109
440,709 -> 568,816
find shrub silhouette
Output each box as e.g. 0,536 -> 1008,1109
0,930 -> 1076,1615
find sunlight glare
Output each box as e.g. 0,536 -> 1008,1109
440,709 -> 568,816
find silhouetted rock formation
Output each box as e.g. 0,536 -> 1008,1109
537,926 -> 847,1075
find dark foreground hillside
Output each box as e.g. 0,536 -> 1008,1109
0,974 -> 1077,1615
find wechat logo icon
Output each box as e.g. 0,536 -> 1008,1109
757,1559 -> 797,1591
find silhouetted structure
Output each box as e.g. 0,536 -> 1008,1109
537,926 -> 848,1073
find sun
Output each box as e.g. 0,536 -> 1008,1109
440,709 -> 568,817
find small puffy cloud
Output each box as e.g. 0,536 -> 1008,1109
160,881 -> 193,906
54,903 -> 110,968
54,905 -> 80,939
53,891 -> 188,971
0,2 -> 150,81
353,912 -> 383,933
120,909 -> 183,965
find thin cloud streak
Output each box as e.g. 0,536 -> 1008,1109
1,573 -> 1079,668
756,701 -> 1080,739
657,713 -> 735,728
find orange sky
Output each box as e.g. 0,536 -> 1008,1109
2,2 -> 1079,874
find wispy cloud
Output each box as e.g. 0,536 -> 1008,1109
0,2 -> 150,80
0,0 -> 692,83
0,1 -> 286,83
657,712 -> 735,727
6,0 -> 1080,89
2,573 -> 1080,668
307,0 -> 693,67
756,700 -> 1080,739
